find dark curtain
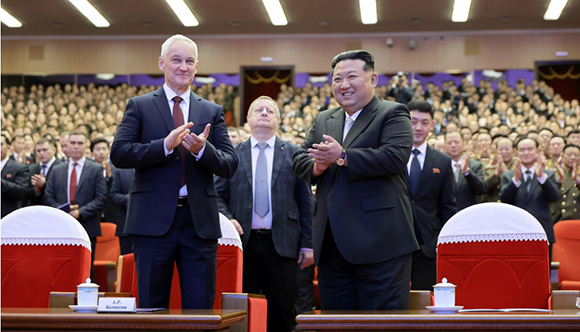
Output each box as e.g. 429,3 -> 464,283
538,64 -> 580,101
241,69 -> 292,124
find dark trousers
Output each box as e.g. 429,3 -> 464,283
243,230 -> 298,332
295,264 -> 315,314
90,237 -> 96,280
318,224 -> 412,310
132,206 -> 217,309
410,249 -> 437,291
119,235 -> 133,255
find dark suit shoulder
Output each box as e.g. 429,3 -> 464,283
426,145 -> 452,163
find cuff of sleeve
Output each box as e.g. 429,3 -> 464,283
163,140 -> 173,157
513,178 -> 521,187
538,173 -> 548,184
300,248 -> 313,252
192,143 -> 206,161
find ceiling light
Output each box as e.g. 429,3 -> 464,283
261,0 -> 288,26
1,7 -> 22,28
165,0 -> 199,27
544,0 -> 568,20
451,0 -> 471,22
359,0 -> 377,25
68,0 -> 109,27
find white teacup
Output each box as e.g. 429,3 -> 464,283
433,277 -> 457,307
77,278 -> 99,306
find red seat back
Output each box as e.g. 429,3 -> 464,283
553,219 -> 580,289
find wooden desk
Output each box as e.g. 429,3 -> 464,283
296,309 -> 580,331
1,308 -> 246,331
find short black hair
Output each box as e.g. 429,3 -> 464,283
517,137 -> 539,149
407,100 -> 433,118
567,129 -> 580,137
1,134 -> 8,144
11,134 -> 24,144
331,50 -> 375,74
492,134 -> 508,141
563,143 -> 580,153
69,130 -> 86,139
460,127 -> 472,133
539,127 -> 554,135
549,135 -> 565,143
90,137 -> 109,152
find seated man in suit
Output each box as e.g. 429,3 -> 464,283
553,144 -> 580,222
405,100 -> 457,290
27,138 -> 62,206
10,134 -> 35,165
216,96 -> 313,332
445,131 -> 488,210
44,130 -> 107,276
500,138 -> 559,260
1,134 -> 30,218
91,137 -> 118,224
109,167 -> 135,255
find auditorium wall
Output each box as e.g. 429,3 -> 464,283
2,31 -> 579,75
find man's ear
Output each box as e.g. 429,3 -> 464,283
371,73 -> 379,88
158,57 -> 165,72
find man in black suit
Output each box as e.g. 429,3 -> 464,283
110,34 -> 238,309
109,167 -> 134,255
1,134 -> 30,218
216,96 -> 313,332
44,130 -> 107,276
27,138 -> 62,206
445,131 -> 488,210
405,100 -> 457,290
501,138 -> 560,260
91,137 -> 118,224
293,50 -> 418,310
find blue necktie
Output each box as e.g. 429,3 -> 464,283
41,164 -> 47,177
254,143 -> 269,218
409,149 -> 421,194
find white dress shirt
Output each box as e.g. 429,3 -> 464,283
250,135 -> 276,230
512,165 -> 547,187
161,83 -> 205,197
343,109 -> 362,141
0,155 -> 9,172
67,157 -> 86,204
41,157 -> 57,176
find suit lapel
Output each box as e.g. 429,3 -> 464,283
328,108 -> 345,144
525,172 -> 539,202
188,92 -> 202,134
240,140 -> 253,188
343,96 -> 379,148
2,159 -> 13,178
416,146 -> 435,193
152,88 -> 175,133
76,162 -> 90,193
271,137 -> 285,188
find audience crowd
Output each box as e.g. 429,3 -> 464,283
2,76 -> 580,307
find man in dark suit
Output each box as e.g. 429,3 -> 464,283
501,138 -> 560,260
110,34 -> 238,310
1,134 -> 30,218
10,135 -> 35,165
109,167 -> 134,255
27,138 -> 62,206
293,50 -> 418,310
216,96 -> 313,332
91,137 -> 118,224
445,131 -> 488,210
405,100 -> 457,291
44,130 -> 107,275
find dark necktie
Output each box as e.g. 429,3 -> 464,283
41,164 -> 47,177
172,96 -> 186,188
70,162 -> 78,205
254,143 -> 269,218
409,149 -> 421,194
524,170 -> 532,192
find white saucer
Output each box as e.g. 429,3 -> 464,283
426,305 -> 463,314
69,305 -> 98,312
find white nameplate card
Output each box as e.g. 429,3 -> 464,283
97,297 -> 136,313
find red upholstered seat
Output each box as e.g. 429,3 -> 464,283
437,202 -> 551,309
553,219 -> 580,290
93,222 -> 120,292
1,206 -> 91,308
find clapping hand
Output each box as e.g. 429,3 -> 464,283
183,123 -> 211,154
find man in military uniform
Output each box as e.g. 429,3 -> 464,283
553,144 -> 580,223
483,138 -> 516,203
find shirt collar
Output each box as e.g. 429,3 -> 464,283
163,83 -> 191,105
413,141 -> 427,156
250,135 -> 276,149
1,155 -> 9,170
344,109 -> 363,122
521,164 -> 535,174
42,157 -> 56,169
69,156 -> 86,167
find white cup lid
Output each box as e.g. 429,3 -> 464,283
433,277 -> 456,288
77,278 -> 99,288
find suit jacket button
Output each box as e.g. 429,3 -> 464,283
174,181 -> 178,185
176,157 -> 181,161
